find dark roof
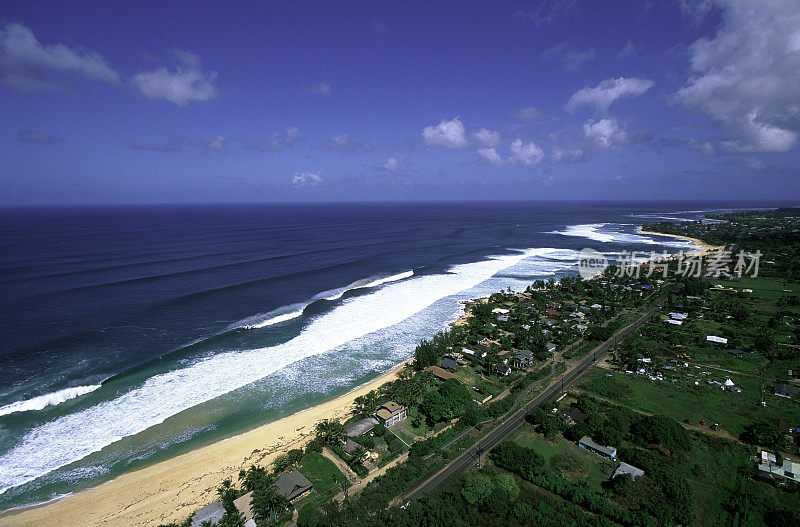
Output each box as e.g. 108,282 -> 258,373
425,365 -> 457,380
514,349 -> 533,361
579,436 -> 616,457
774,383 -> 799,397
441,357 -> 458,371
275,470 -> 313,501
343,417 -> 378,437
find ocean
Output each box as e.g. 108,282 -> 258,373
0,200 -> 770,510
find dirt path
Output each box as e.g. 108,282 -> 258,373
322,447 -> 359,483
334,452 -> 409,503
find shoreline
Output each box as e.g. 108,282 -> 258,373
0,224 -> 720,526
637,226 -> 724,256
0,359 -> 412,527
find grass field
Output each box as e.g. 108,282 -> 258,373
511,428 -> 613,487
298,452 -> 347,504
578,367 -> 800,437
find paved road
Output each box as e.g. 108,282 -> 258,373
404,296 -> 668,501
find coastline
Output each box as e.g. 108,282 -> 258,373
0,224 -> 722,527
637,226 -> 724,256
0,359 -> 411,527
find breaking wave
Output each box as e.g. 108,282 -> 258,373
0,385 -> 101,418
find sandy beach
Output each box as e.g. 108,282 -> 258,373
0,361 -> 410,527
637,226 -> 725,256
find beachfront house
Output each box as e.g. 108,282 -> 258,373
375,401 -> 407,426
276,469 -> 314,501
441,357 -> 458,372
191,501 -> 225,527
579,436 -> 617,459
343,417 -> 378,438
425,365 -> 457,382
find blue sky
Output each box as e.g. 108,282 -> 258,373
1,0 -> 799,204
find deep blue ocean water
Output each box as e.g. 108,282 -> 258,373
0,200 -> 780,510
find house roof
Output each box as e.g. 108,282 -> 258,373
774,383 -> 798,397
706,335 -> 728,344
275,470 -> 313,501
233,491 -> 255,523
426,365 -> 457,380
382,401 -> 403,413
441,357 -> 458,371
579,436 -> 617,457
613,462 -> 645,480
514,349 -> 533,361
343,417 -> 378,437
376,409 -> 392,421
191,501 -> 225,527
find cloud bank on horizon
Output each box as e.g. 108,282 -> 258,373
1,0 -> 799,203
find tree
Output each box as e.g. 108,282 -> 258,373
315,419 -> 343,445
251,484 -> 289,524
238,465 -> 270,493
741,421 -> 782,448
631,415 -> 692,452
460,472 -> 493,505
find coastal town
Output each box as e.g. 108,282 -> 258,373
160,208 -> 800,527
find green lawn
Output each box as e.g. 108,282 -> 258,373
297,452 -> 347,503
511,428 -> 613,487
710,277 -> 800,298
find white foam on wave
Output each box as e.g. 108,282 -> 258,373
0,252 -> 542,495
231,271 -> 415,329
550,223 -> 695,249
0,385 -> 101,418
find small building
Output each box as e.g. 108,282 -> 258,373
773,383 -> 799,399
375,401 -> 407,426
510,349 -> 534,369
496,315 -> 509,322
612,462 -> 645,481
665,319 -> 683,326
492,307 -> 510,314
579,436 -> 617,459
590,303 -> 603,309
425,365 -> 457,381
706,335 -> 728,345
275,469 -> 314,501
669,312 -> 688,320
546,342 -> 557,354
191,501 -> 225,527
441,357 -> 458,372
343,417 -> 379,438
233,492 -> 256,526
575,324 -> 588,333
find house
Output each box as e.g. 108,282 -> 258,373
441,357 -> 458,372
492,307 -> 510,314
343,417 -> 379,438
546,342 -> 557,354
375,401 -> 407,426
191,501 -> 225,527
575,324 -> 588,333
233,492 -> 257,527
341,437 -> 360,455
590,303 -> 603,309
773,383 -> 799,399
665,319 -> 683,326
669,312 -> 688,320
425,365 -> 457,381
729,385 -> 743,394
757,454 -> 800,484
570,311 -> 586,319
578,436 -> 617,459
275,469 -> 314,501
496,315 -> 509,322
612,462 -> 645,481
706,335 -> 728,345
510,349 -> 534,369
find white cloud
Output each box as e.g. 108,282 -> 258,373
292,171 -> 322,186
676,0 -> 800,153
509,139 -> 544,167
243,127 -> 303,152
566,77 -> 654,113
203,135 -> 226,152
583,118 -> 627,147
132,50 -> 216,106
309,82 -> 330,96
381,156 -> 402,173
0,22 -> 119,91
541,44 -> 596,71
515,0 -> 578,27
477,147 -> 503,164
421,117 -> 468,148
516,106 -> 539,121
551,147 -> 584,161
472,128 -> 502,148
619,41 -> 636,58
